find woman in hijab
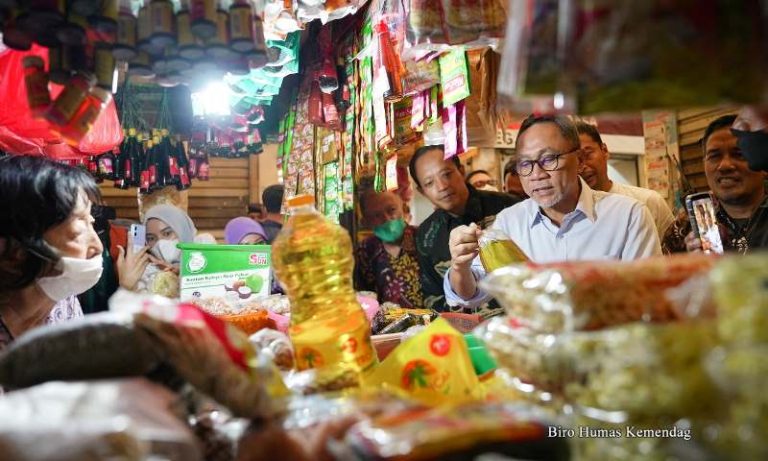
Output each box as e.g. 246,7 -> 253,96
1,156 -> 103,351
224,217 -> 268,245
117,204 -> 198,296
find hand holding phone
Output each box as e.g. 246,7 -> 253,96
685,192 -> 724,254
130,224 -> 146,254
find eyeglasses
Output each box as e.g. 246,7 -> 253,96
515,148 -> 580,177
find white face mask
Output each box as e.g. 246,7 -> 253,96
478,184 -> 500,192
37,255 -> 104,302
152,239 -> 181,264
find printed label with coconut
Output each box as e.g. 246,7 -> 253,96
179,243 -> 272,314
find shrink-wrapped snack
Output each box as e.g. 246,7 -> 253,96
343,402 -> 569,460
0,379 -> 201,461
562,320 -> 719,421
477,315 -> 720,418
710,253 -> 768,345
249,329 -> 295,371
474,316 -> 573,394
480,254 -> 715,333
110,290 -> 289,419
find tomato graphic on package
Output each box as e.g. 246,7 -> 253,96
340,337 -> 358,354
298,347 -> 325,369
429,334 -> 452,356
401,359 -> 438,390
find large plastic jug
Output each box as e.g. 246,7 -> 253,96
272,194 -> 377,372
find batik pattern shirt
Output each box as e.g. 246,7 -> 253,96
662,196 -> 768,255
416,187 -> 519,311
355,226 -> 424,308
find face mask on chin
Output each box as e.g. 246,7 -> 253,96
151,239 -> 181,264
732,128 -> 768,172
373,218 -> 406,243
37,255 -> 104,302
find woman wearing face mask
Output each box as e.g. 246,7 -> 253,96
224,217 -> 268,245
117,204 -> 198,296
0,156 -> 104,351
354,190 -> 424,308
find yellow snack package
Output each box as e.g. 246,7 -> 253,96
365,318 -> 481,406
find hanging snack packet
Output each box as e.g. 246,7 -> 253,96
406,0 -> 449,49
366,318 -> 482,406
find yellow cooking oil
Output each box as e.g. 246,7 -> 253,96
479,228 -> 529,272
271,194 -> 377,373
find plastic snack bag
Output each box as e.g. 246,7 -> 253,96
480,254 -> 716,332
366,318 -> 482,406
109,290 -> 289,419
710,253 -> 768,345
343,402 -> 569,460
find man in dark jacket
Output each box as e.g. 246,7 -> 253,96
409,145 -> 519,311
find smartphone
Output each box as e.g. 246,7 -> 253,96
129,223 -> 146,253
685,192 -> 724,254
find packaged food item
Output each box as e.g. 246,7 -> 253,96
480,315 -> 721,419
178,243 -> 272,323
0,379 -> 202,461
704,344 -> 768,460
475,316 -> 570,394
111,291 -> 289,419
344,402 -> 569,460
710,253 -> 768,345
478,228 -> 528,272
480,254 -> 716,332
407,0 -> 448,48
272,195 -> 377,374
562,320 -> 720,421
366,318 -> 481,406
249,329 -> 295,371
0,312 -> 162,390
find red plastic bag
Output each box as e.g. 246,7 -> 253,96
0,45 -> 122,158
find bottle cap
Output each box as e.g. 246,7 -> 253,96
467,345 -> 497,377
287,194 -> 314,208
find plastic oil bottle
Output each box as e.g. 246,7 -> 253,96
478,228 -> 529,272
272,194 -> 377,373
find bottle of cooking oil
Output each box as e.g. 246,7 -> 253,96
271,194 -> 377,373
478,228 -> 529,272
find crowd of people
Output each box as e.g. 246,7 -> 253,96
355,112 -> 768,313
1,110 -> 766,354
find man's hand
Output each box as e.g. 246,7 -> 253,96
684,231 -> 703,253
449,223 -> 482,270
448,223 -> 483,301
116,236 -> 150,290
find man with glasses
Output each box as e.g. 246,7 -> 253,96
576,121 -> 674,236
409,145 -> 519,311
444,114 -> 661,310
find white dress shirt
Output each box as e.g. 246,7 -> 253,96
610,181 -> 675,236
444,179 -> 662,309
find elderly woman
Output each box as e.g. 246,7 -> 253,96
0,156 -> 104,351
224,217 -> 268,245
117,204 -> 199,296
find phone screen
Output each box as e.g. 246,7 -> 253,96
130,224 -> 146,252
686,194 -> 724,254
